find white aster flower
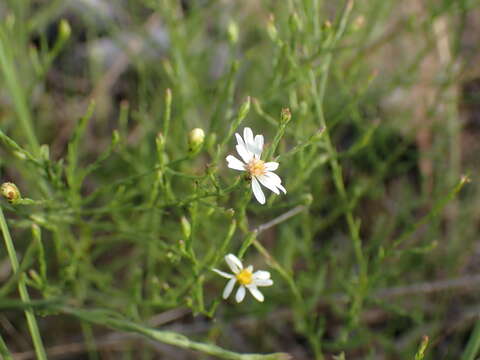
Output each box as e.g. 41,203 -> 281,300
226,127 -> 286,204
213,253 -> 273,303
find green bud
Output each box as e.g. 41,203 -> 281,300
301,193 -> 313,206
415,335 -> 429,360
180,216 -> 191,239
288,12 -> 302,33
40,144 -> 50,161
1,182 -> 21,204
322,20 -> 332,31
352,15 -> 365,31
112,130 -> 120,146
280,107 -> 291,124
156,132 -> 165,152
266,14 -> 278,42
188,128 -> 205,154
227,20 -> 239,44
225,208 -> 235,218
59,19 -> 71,41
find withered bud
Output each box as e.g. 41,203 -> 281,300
1,182 -> 21,204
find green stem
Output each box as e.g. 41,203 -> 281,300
0,206 -> 47,360
310,0 -> 366,282
462,319 -> 480,360
63,306 -> 289,360
0,333 -> 13,360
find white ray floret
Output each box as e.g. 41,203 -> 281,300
213,253 -> 273,303
226,127 -> 286,204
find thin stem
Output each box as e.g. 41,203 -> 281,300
461,318 -> 480,360
0,333 -> 13,360
0,206 -> 47,360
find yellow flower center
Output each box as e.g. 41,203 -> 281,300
246,158 -> 266,177
236,268 -> 253,285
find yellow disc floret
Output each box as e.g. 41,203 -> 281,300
247,158 -> 266,177
236,268 -> 253,285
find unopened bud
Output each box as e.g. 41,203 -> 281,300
59,19 -> 71,41
40,144 -> 50,161
188,128 -> 205,154
301,193 -> 313,206
280,108 -> 291,124
266,14 -> 278,42
415,335 -> 429,360
180,216 -> 191,239
353,15 -> 365,31
227,20 -> 239,44
112,130 -> 120,146
156,132 -> 165,150
1,182 -> 21,204
289,12 -> 302,33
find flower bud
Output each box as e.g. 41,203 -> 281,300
280,107 -> 291,125
1,182 -> 21,204
180,216 -> 191,239
40,144 -> 50,161
188,128 -> 205,154
227,20 -> 239,45
352,15 -> 365,31
322,20 -> 332,32
59,19 -> 71,41
301,193 -> 313,206
288,12 -> 302,33
266,14 -> 278,42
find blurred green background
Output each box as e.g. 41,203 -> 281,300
1,0 -> 480,359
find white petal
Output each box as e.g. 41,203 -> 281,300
235,286 -> 246,303
276,183 -> 287,194
262,172 -> 286,194
263,171 -> 282,185
236,144 -> 253,163
226,155 -> 246,171
235,133 -> 245,146
254,135 -> 264,153
251,177 -> 265,204
246,285 -> 264,302
212,269 -> 234,279
223,278 -> 237,299
243,128 -> 254,147
264,162 -> 279,171
225,254 -> 243,274
253,270 -> 271,280
257,174 -> 280,195
255,278 -> 273,287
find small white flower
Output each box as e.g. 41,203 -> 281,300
213,253 -> 273,303
226,127 -> 286,204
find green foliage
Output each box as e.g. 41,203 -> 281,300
0,0 -> 479,359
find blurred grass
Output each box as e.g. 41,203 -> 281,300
0,0 -> 480,359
